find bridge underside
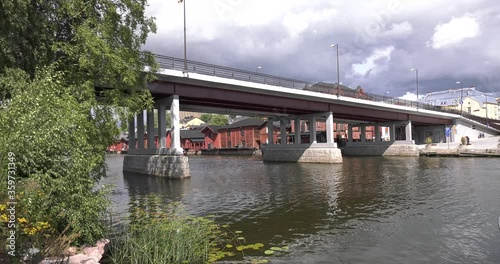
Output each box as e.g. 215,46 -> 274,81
123,76 -> 456,178
148,81 -> 452,126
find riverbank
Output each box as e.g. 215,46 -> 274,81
419,136 -> 500,157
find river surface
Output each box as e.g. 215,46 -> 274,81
103,155 -> 500,264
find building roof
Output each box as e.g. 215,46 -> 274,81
180,129 -> 205,140
220,118 -> 266,129
201,118 -> 266,132
200,125 -> 226,133
165,129 -> 205,140
422,87 -> 497,106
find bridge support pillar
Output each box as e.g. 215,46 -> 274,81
309,116 -> 317,143
390,123 -> 396,142
128,116 -> 136,150
348,125 -> 353,143
147,110 -> 155,149
267,118 -> 274,144
326,112 -> 334,143
405,120 -> 412,141
123,95 -> 189,179
280,118 -> 288,144
361,125 -> 366,142
294,117 -> 301,144
137,111 -> 144,149
374,125 -> 380,142
340,121 -> 418,157
263,112 -> 342,163
158,104 -> 167,149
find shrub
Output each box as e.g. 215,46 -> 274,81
108,198 -> 237,263
461,136 -> 467,145
425,137 -> 432,145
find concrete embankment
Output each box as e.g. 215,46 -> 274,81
419,136 -> 500,157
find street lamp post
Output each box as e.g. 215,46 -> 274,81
484,94 -> 489,125
257,66 -> 262,73
330,44 -> 340,97
410,68 -> 419,110
384,91 -> 390,101
456,81 -> 464,116
179,0 -> 188,74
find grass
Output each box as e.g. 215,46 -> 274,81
106,198 -> 235,264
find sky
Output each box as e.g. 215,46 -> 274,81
143,0 -> 500,98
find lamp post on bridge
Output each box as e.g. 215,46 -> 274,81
456,81 -> 464,116
330,44 -> 340,98
179,0 -> 188,74
257,66 -> 262,73
482,93 -> 491,127
410,68 -> 419,110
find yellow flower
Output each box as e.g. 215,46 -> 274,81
0,214 -> 8,222
18,217 -> 28,224
23,227 -> 38,236
35,222 -> 50,230
0,204 -> 6,211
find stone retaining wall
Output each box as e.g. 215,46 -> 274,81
123,155 -> 190,179
341,144 -> 419,157
262,147 -> 343,163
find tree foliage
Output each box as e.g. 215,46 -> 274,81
0,0 -> 158,254
200,114 -> 229,126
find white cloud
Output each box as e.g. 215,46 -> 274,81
428,14 -> 480,49
399,92 -> 419,101
380,21 -> 413,38
351,46 -> 395,77
282,8 -> 338,38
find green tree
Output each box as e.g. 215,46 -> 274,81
199,114 -> 229,126
210,114 -> 229,126
0,0 -> 157,255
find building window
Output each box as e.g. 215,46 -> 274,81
227,130 -> 231,136
468,107 -> 471,113
241,129 -> 245,136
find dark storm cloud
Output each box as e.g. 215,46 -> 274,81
144,0 -> 500,98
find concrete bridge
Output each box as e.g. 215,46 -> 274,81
123,55 -> 499,178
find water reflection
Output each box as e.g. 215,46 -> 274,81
104,155 -> 500,263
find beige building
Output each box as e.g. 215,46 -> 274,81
422,87 -> 499,120
180,116 -> 205,129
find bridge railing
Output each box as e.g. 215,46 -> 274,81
154,54 -> 312,90
153,54 -> 499,129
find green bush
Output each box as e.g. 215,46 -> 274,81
425,137 -> 432,145
108,198 -> 236,263
461,136 -> 467,145
0,68 -> 111,258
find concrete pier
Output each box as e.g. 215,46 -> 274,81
262,143 -> 343,163
340,141 -> 419,157
123,94 -> 190,179
123,154 -> 189,179
262,112 -> 343,164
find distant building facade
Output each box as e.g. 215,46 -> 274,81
421,87 -> 499,120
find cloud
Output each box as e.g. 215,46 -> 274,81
351,46 -> 395,77
282,8 -> 338,38
143,1 -> 500,97
428,14 -> 481,49
399,92 -> 418,101
380,21 -> 413,39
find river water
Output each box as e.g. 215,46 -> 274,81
104,155 -> 500,263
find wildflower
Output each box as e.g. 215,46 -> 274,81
0,214 -> 8,222
0,204 -> 6,211
23,227 -> 38,235
18,217 -> 28,224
